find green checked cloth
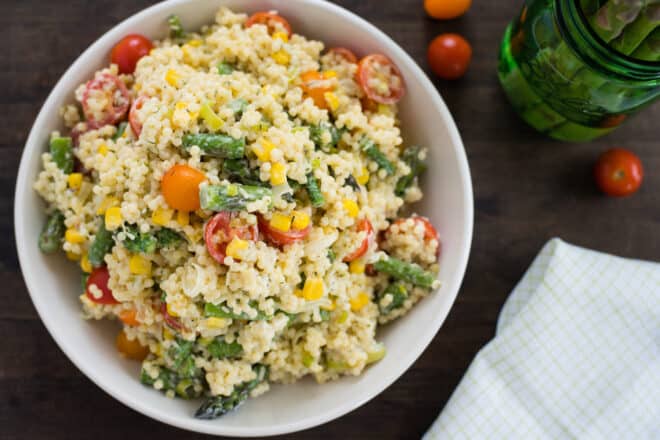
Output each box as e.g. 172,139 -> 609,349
425,238 -> 660,439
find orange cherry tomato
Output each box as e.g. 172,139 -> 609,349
344,219 -> 375,262
327,47 -> 358,64
257,214 -> 311,247
245,11 -> 292,36
427,33 -> 472,80
118,309 -> 140,326
86,266 -> 119,305
161,164 -> 206,212
356,54 -> 406,104
424,0 -> 472,19
110,34 -> 153,74
300,70 -> 334,109
594,148 -> 643,197
129,95 -> 146,138
116,329 -> 149,361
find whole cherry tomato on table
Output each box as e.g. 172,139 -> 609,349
424,0 -> 472,19
110,34 -> 153,74
428,34 -> 472,80
594,148 -> 643,197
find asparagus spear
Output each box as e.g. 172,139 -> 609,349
395,146 -> 427,197
38,211 -> 65,253
182,133 -> 245,159
610,3 -> 660,54
309,122 -> 342,153
199,183 -> 273,211
360,137 -> 395,175
50,136 -> 74,174
378,282 -> 408,315
88,219 -> 114,267
373,257 -> 438,289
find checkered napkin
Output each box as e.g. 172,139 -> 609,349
424,238 -> 660,440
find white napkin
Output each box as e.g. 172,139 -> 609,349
424,238 -> 660,440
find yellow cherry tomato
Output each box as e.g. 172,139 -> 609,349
424,0 -> 472,20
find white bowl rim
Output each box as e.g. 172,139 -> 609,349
14,0 -> 473,436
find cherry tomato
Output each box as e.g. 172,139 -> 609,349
327,47 -> 358,64
129,95 -> 146,138
161,164 -> 206,212
116,329 -> 149,361
391,215 -> 441,258
160,302 -> 183,330
360,97 -> 380,113
118,309 -> 140,326
85,266 -> 119,305
81,73 -> 130,129
204,212 -> 259,264
300,70 -> 334,109
110,34 -> 153,75
258,214 -> 311,246
245,11 -> 292,36
427,34 -> 472,80
356,54 -> 406,104
594,148 -> 643,197
424,0 -> 472,19
344,219 -> 375,262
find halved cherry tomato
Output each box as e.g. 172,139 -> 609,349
85,266 -> 119,305
424,0 -> 472,19
81,73 -> 130,129
204,212 -> 259,264
427,33 -> 472,80
118,309 -> 140,326
258,214 -> 311,246
116,329 -> 149,361
129,95 -> 146,138
161,164 -> 206,212
245,11 -> 292,36
327,47 -> 358,64
594,148 -> 643,197
300,70 -> 335,109
356,54 -> 406,104
344,218 -> 375,262
390,216 -> 441,258
110,34 -> 153,75
160,302 -> 183,330
360,97 -> 380,113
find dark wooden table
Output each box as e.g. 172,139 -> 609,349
1,0 -> 658,438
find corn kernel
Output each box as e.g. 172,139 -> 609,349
356,167 -> 370,185
342,198 -> 359,218
199,103 -> 223,131
226,237 -> 249,259
188,39 -> 203,47
324,70 -> 337,78
272,31 -> 288,42
65,229 -> 85,244
175,101 -> 188,110
349,260 -> 365,274
98,144 -> 109,156
269,213 -> 292,232
104,206 -> 123,230
151,208 -> 173,226
337,310 -> 349,324
165,303 -> 178,318
272,50 -> 290,65
291,211 -> 310,230
350,292 -> 370,311
129,254 -> 152,276
294,289 -> 304,298
97,197 -> 119,215
165,69 -> 180,87
270,162 -> 287,186
205,317 -> 229,329
311,158 -> 321,169
67,173 -> 83,190
80,254 -> 92,273
66,251 -> 80,261
324,91 -> 339,111
163,328 -> 175,340
252,139 -> 274,162
176,210 -> 189,226
302,278 -> 324,301
321,300 -> 336,311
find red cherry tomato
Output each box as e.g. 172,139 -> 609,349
129,95 -> 146,138
390,216 -> 441,258
257,214 -> 311,247
245,11 -> 292,36
344,218 -> 375,262
594,148 -> 643,197
160,302 -> 183,330
110,34 -> 153,74
85,266 -> 119,305
427,33 -> 472,80
205,212 -> 259,264
327,47 -> 358,64
356,54 -> 406,104
81,73 -> 130,129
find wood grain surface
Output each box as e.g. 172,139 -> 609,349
1,1 -> 658,438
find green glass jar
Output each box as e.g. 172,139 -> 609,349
498,0 -> 660,141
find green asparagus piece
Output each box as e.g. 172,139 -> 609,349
207,337 -> 243,359
195,364 -> 269,419
204,302 -> 270,321
50,136 -> 74,174
305,172 -> 325,207
199,183 -> 273,211
309,122 -> 342,153
373,257 -> 437,289
182,133 -> 245,159
378,282 -> 408,315
88,219 -> 114,267
631,27 -> 660,60
228,98 -> 248,117
140,366 -> 203,399
38,211 -> 66,253
112,122 -> 127,141
168,15 -> 186,41
217,62 -> 234,75
610,3 -> 660,54
395,146 -> 427,197
590,0 -> 646,43
360,137 -> 395,175
223,158 -> 264,186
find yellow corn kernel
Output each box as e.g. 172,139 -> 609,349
272,50 -> 290,65
205,317 -> 229,329
176,210 -> 189,227
98,144 -> 109,156
175,101 -> 188,110
291,211 -> 310,230
270,162 -> 287,186
336,310 -> 349,324
225,237 -> 249,259
272,31 -> 288,42
294,289 -> 304,298
324,70 -> 337,78
80,254 -> 92,273
65,229 -> 85,244
163,328 -> 175,340
252,139 -> 274,162
104,206 -> 123,230
165,69 -> 180,87
97,196 -> 119,215
151,208 -> 173,226
67,173 -> 83,190
129,254 -> 152,276
166,303 -> 178,318
356,167 -> 370,185
324,91 -> 339,111
188,39 -> 203,47
342,198 -> 359,218
302,278 -> 324,301
66,251 -> 80,261
321,300 -> 336,311
349,260 -> 365,274
199,103 -> 223,131
269,213 -> 292,232
350,292 -> 370,311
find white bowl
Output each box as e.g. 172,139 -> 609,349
14,0 -> 473,436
